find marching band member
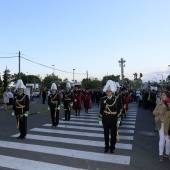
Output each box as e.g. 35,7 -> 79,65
62,82 -> 73,121
96,88 -> 102,108
12,79 -> 29,139
99,80 -> 121,153
121,87 -> 129,118
115,82 -> 123,126
83,88 -> 91,113
73,85 -> 82,116
48,83 -> 60,127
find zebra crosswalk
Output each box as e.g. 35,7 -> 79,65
0,106 -> 137,169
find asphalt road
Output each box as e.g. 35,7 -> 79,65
0,97 -> 170,170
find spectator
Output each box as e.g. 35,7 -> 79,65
7,88 -> 14,109
42,87 -> 47,104
138,92 -> 143,107
153,91 -> 170,162
3,88 -> 9,111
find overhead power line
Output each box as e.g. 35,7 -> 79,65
21,56 -> 86,75
0,56 -> 18,58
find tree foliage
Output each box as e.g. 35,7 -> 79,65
167,75 -> 170,81
121,78 -> 131,87
11,73 -> 41,85
2,69 -> 11,88
101,75 -> 120,87
42,73 -> 62,89
0,74 -> 2,87
81,78 -> 101,89
130,79 -> 143,89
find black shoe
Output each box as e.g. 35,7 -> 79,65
75,114 -> 77,116
20,136 -> 26,139
17,135 -> 22,139
104,148 -> 109,153
110,149 -> 114,154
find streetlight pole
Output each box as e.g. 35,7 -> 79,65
27,72 -> 28,84
73,69 -> 75,82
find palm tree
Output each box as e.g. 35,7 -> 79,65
139,73 -> 143,79
133,73 -> 138,80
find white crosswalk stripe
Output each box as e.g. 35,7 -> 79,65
43,124 -> 135,133
59,120 -> 136,128
71,115 -> 136,119
0,141 -> 130,165
0,155 -> 84,170
0,105 -> 137,169
11,134 -> 132,150
63,117 -> 136,122
29,128 -> 134,140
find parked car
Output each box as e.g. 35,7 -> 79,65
33,88 -> 40,97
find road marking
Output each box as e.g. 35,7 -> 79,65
0,141 -> 131,165
30,128 -> 134,140
124,118 -> 136,121
43,124 -> 134,133
60,121 -> 135,128
126,116 -> 136,118
66,117 -> 136,124
126,114 -> 137,116
71,115 -> 136,119
11,134 -> 132,150
122,121 -> 136,124
0,155 -> 84,170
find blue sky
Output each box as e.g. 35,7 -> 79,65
0,0 -> 170,83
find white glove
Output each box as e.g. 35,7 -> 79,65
74,99 -> 77,102
48,107 -> 50,110
24,113 -> 28,117
12,112 -> 15,116
57,106 -> 60,110
61,103 -> 63,107
99,121 -> 102,126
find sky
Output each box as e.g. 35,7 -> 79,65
0,0 -> 170,83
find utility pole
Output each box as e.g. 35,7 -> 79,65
118,58 -> 126,85
73,69 -> 75,82
19,51 -> 21,79
86,70 -> 88,86
52,65 -> 55,74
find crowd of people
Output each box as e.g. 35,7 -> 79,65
2,78 -> 169,161
132,88 -> 170,162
